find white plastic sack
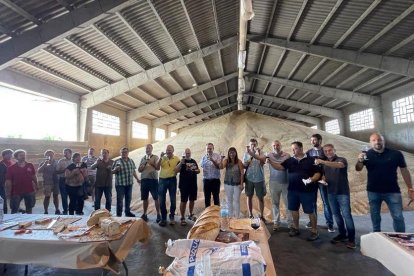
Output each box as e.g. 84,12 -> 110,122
165,239 -> 266,276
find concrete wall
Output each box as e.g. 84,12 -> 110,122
380,82 -> 414,153
85,104 -> 128,158
85,104 -> 159,157
129,118 -> 153,150
339,81 -> 414,153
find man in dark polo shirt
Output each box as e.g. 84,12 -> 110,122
315,144 -> 356,249
356,132 -> 414,232
270,141 -> 321,241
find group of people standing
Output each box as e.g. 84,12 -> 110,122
0,147 -> 113,216
0,132 -> 412,249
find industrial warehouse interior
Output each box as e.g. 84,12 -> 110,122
0,0 -> 414,275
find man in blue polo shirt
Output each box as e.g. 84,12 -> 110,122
270,141 -> 321,241
355,132 -> 414,232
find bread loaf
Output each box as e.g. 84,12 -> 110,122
187,205 -> 221,240
87,209 -> 111,226
100,218 -> 121,237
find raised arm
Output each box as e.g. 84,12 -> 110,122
267,159 -> 286,171
316,159 -> 345,169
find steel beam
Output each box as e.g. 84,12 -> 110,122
127,72 -> 237,121
247,104 -> 322,127
248,36 -> 414,78
0,0 -> 137,70
245,92 -> 343,118
81,37 -> 237,109
251,73 -> 380,107
152,91 -> 237,127
169,103 -> 237,131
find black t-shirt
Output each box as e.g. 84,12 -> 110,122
364,148 -> 406,193
323,156 -> 350,195
281,155 -> 321,193
178,159 -> 198,188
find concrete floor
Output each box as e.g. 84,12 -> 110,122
2,200 -> 413,276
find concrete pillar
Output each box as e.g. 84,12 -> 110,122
79,106 -> 88,142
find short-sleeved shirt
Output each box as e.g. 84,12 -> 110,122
139,155 -> 159,180
243,153 -> 265,183
200,153 -> 221,179
178,159 -> 199,188
323,156 -> 350,195
56,158 -> 72,178
65,162 -> 87,187
159,156 -> 180,179
281,155 -> 321,193
38,160 -> 58,186
363,148 -> 407,193
81,155 -> 98,176
268,151 -> 290,184
95,159 -> 114,188
6,162 -> 36,196
113,158 -> 137,186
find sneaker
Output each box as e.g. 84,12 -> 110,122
187,214 -> 197,221
62,210 -> 68,215
55,210 -> 61,215
159,220 -> 167,227
125,212 -> 136,217
346,241 -> 356,249
140,214 -> 148,222
307,232 -> 319,241
288,228 -> 300,237
75,212 -> 84,216
44,211 -> 48,214
331,234 -> 348,244
169,215 -> 176,225
328,224 -> 336,233
305,221 -> 312,229
180,218 -> 187,226
273,223 -> 280,231
156,214 -> 161,223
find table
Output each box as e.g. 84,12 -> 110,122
361,232 -> 414,276
228,218 -> 276,276
0,214 -> 151,274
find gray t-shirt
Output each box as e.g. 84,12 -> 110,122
268,151 -> 290,184
139,155 -> 159,180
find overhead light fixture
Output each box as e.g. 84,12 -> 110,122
192,83 -> 197,87
188,49 -> 192,52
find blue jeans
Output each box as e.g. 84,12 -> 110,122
317,184 -> 334,226
367,192 -> 405,232
116,185 -> 132,216
59,177 -> 68,213
95,186 -> 112,211
158,177 -> 177,221
328,194 -> 355,242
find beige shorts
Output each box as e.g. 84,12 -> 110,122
43,183 -> 59,197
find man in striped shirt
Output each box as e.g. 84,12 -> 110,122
113,147 -> 140,217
